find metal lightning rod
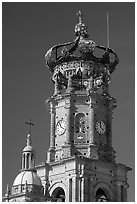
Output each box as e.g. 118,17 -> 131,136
107,12 -> 109,49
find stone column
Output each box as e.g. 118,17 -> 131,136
47,100 -> 56,163
106,101 -> 112,147
25,153 -> 27,169
72,176 -> 78,202
89,97 -> 94,144
85,176 -> 89,201
80,165 -> 85,201
69,178 -> 72,202
65,177 -> 72,202
65,99 -> 71,145
80,176 -> 89,202
78,177 -> 82,202
65,178 -> 69,202
121,182 -> 129,201
87,77 -> 94,93
89,176 -> 95,201
88,96 -> 99,159
116,181 -> 129,202
81,177 -> 84,202
102,69 -> 109,96
116,181 -> 122,201
49,101 -> 55,148
67,75 -> 73,93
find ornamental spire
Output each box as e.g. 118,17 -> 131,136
26,134 -> 31,146
77,10 -> 83,24
22,120 -> 35,170
25,120 -> 34,146
75,10 -> 89,38
5,184 -> 10,197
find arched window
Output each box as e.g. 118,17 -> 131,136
31,154 -> 34,168
14,186 -> 18,194
96,188 -> 109,202
23,154 -> 25,169
51,187 -> 65,202
26,153 -> 29,169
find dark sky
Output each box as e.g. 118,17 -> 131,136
2,2 -> 135,201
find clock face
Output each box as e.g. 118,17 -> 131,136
56,120 -> 66,135
96,121 -> 106,134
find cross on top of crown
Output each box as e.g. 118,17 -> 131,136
77,10 -> 84,24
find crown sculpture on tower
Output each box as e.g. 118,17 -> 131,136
45,11 -> 119,97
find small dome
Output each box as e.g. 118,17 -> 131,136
13,171 -> 42,186
23,145 -> 34,152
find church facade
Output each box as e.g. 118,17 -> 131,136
3,12 -> 131,202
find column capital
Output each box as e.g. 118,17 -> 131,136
115,180 -> 129,188
49,100 -> 56,114
64,103 -> 71,109
88,96 -> 97,109
49,106 -> 55,114
87,77 -> 94,93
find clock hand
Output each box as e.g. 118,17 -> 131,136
57,123 -> 62,130
99,122 -> 104,131
60,123 -> 65,129
100,126 -> 103,131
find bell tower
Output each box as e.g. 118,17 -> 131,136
43,11 -> 131,202
46,81 -> 116,163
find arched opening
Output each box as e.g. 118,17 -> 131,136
31,154 -> 34,168
26,153 -> 29,169
51,187 -> 65,202
23,154 -> 25,169
75,113 -> 86,133
96,188 -> 110,202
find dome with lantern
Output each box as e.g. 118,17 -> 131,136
11,121 -> 44,198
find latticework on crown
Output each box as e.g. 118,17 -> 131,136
45,11 -> 119,95
45,15 -> 96,73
